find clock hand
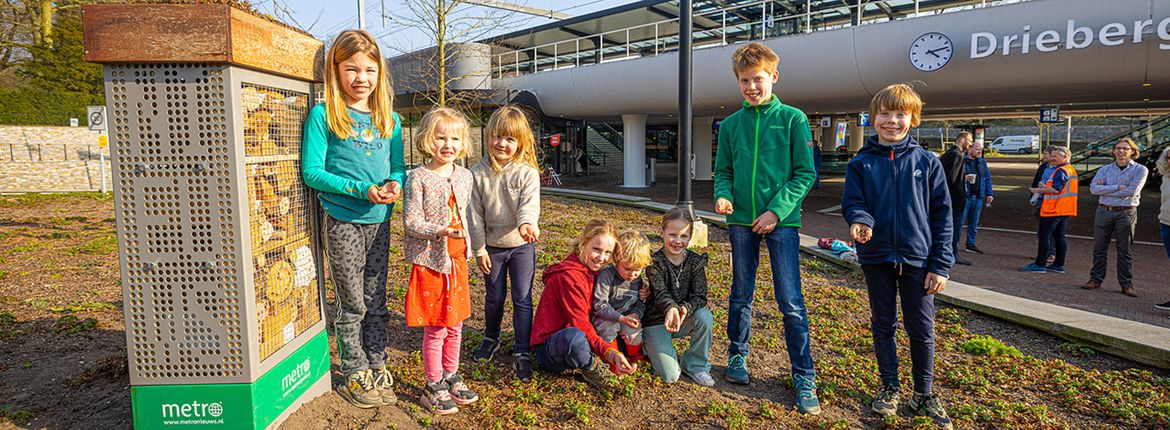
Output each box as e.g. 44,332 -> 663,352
925,46 -> 950,58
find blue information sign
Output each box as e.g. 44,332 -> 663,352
1040,108 -> 1061,123
858,112 -> 870,127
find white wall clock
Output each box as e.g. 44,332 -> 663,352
909,32 -> 953,72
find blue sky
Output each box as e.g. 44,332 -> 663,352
259,0 -> 629,54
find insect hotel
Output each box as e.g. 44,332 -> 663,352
83,4 -> 330,428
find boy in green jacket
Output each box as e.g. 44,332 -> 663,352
713,42 -> 819,415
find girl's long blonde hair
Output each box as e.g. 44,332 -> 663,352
323,30 -> 395,140
485,105 -> 540,171
571,219 -> 617,261
414,107 -> 470,161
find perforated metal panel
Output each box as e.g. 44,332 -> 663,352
108,64 -> 323,386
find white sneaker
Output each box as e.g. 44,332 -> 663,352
683,370 -> 715,387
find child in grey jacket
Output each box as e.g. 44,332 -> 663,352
590,230 -> 652,373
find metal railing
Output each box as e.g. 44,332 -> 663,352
589,122 -> 624,151
493,0 -> 1027,78
1071,114 -> 1170,179
3,143 -> 110,162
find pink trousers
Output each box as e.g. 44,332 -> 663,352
422,322 -> 463,383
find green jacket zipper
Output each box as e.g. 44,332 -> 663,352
751,106 -> 761,218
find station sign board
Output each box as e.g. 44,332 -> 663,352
1040,107 -> 1061,123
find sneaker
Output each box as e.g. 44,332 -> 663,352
445,374 -> 479,405
1154,301 -> 1170,310
725,354 -> 749,385
421,380 -> 459,415
954,255 -> 972,266
371,367 -> 397,405
682,369 -> 715,387
1082,279 -> 1102,290
1046,265 -> 1065,274
337,369 -> 381,409
513,353 -> 533,382
1019,263 -> 1047,273
871,384 -> 900,416
908,392 -> 953,429
579,356 -> 613,390
793,375 -> 822,415
472,337 -> 500,362
965,244 -> 984,254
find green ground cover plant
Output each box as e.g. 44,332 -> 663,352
0,193 -> 1166,429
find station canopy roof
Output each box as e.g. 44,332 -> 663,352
478,0 -> 985,55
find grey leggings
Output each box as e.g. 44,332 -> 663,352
325,215 -> 391,376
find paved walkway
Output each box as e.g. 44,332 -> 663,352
556,160 -> 1170,329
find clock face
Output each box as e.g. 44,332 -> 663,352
909,32 -> 953,72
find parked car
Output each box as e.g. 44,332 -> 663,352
988,135 -> 1040,154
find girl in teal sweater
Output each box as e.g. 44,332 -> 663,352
301,29 -> 405,409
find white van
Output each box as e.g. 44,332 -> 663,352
988,135 -> 1040,154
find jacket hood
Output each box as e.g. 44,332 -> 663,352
542,253 -> 591,283
859,135 -> 918,156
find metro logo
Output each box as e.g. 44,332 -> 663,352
281,359 -> 312,394
161,401 -> 224,419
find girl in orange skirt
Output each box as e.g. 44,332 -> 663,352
403,107 -> 476,415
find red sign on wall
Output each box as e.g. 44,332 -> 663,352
550,134 -> 561,147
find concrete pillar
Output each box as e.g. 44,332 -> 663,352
848,120 -> 865,152
693,116 -> 714,180
622,114 -> 647,188
818,119 -> 836,152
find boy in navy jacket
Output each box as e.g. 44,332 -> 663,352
841,83 -> 954,429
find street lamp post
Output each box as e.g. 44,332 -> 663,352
676,0 -> 694,218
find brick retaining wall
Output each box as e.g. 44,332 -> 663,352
0,126 -> 112,193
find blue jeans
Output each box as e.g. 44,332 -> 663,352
533,328 -> 593,373
1161,223 -> 1170,260
1035,216 -> 1069,267
962,197 -> 984,246
951,203 -> 966,252
482,243 -> 535,353
861,263 -> 936,394
726,225 -> 815,379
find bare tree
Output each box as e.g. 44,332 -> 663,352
388,0 -> 515,109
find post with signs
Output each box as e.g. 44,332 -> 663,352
1040,107 -> 1062,148
87,106 -> 108,193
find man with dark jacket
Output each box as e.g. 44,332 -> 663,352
938,132 -> 972,265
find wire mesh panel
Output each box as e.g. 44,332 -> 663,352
108,63 -> 249,385
240,83 -> 320,361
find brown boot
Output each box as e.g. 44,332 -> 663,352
580,356 -> 613,390
1082,279 -> 1101,290
1122,287 -> 1138,297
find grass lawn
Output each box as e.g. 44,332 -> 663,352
0,193 -> 1166,429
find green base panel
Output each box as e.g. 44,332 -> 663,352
131,331 -> 329,429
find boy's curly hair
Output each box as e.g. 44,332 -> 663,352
731,42 -> 779,77
614,230 -> 652,270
